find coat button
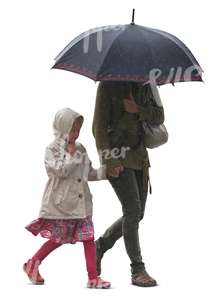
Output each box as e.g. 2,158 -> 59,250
79,193 -> 83,198
77,178 -> 82,182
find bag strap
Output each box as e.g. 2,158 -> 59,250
148,169 -> 152,194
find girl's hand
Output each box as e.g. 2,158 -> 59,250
66,143 -> 77,156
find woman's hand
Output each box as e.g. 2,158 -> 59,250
123,96 -> 140,113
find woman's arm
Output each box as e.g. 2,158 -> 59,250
123,84 -> 165,125
92,82 -> 122,172
138,84 -> 165,125
138,104 -> 164,125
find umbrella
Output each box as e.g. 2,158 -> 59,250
52,9 -> 203,85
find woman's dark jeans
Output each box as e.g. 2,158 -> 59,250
98,167 -> 149,274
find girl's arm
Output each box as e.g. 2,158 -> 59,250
44,145 -> 78,178
87,161 -> 107,181
79,142 -> 107,181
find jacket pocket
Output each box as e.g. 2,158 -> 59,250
53,188 -> 80,216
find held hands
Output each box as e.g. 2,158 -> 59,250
107,164 -> 124,177
123,94 -> 140,114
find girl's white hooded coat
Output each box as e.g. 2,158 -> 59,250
39,107 -> 106,219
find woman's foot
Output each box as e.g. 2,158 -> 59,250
131,271 -> 157,287
23,258 -> 45,285
95,239 -> 104,275
87,276 -> 111,289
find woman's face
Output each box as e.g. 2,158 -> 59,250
68,117 -> 83,142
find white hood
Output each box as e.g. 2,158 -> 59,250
52,107 -> 84,141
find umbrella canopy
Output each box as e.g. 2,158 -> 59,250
52,12 -> 203,85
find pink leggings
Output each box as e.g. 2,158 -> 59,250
32,239 -> 98,280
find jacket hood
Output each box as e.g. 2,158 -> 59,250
53,107 -> 84,140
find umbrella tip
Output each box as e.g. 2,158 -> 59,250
131,8 -> 135,25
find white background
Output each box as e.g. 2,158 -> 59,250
0,0 -> 218,299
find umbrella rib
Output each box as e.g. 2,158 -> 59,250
140,25 -> 202,71
135,25 -> 157,77
96,25 -> 131,77
54,25 -> 113,62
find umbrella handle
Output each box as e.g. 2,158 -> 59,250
131,8 -> 135,25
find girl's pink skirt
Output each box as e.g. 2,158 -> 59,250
25,216 -> 94,244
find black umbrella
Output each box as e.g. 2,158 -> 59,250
52,9 -> 203,85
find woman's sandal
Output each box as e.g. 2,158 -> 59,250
132,271 -> 157,287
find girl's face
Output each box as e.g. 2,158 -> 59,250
68,117 -> 83,142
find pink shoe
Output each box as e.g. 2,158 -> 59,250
23,259 -> 45,285
87,276 -> 111,289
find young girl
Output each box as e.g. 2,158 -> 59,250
23,107 -> 111,289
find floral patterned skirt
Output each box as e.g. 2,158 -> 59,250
25,216 -> 94,244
